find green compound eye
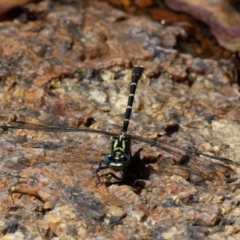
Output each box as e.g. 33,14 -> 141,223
120,154 -> 130,167
103,154 -> 114,165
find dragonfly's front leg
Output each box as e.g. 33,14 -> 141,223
93,160 -> 124,186
93,160 -> 109,186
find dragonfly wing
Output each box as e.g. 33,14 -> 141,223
129,134 -> 238,180
0,121 -> 118,137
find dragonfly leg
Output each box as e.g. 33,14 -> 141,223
94,160 -> 109,173
93,160 -> 110,186
101,172 -> 123,186
94,170 -> 123,187
92,160 -> 125,186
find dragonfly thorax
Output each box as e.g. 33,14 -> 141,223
103,133 -> 131,171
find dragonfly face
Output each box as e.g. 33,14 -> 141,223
103,133 -> 131,171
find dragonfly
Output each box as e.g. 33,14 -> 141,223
0,66 -> 238,186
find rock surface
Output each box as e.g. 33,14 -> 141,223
0,1 -> 240,239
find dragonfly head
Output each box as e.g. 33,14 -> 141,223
103,153 -> 131,171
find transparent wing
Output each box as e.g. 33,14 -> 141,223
0,121 -> 118,137
1,120 -> 238,181
128,133 -> 239,180
128,133 -> 235,163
